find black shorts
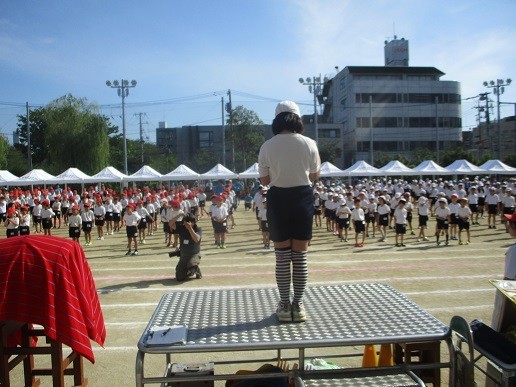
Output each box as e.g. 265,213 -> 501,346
105,212 -> 114,221
6,228 -> 19,237
458,219 -> 470,230
450,213 -> 458,225
137,219 -> 147,229
126,225 -> 138,238
395,224 -> 406,234
378,214 -> 389,227
33,216 -> 42,224
267,185 -> 313,242
163,222 -> 171,234
69,227 -> 81,238
95,217 -> 105,226
487,204 -> 498,215
314,207 -> 322,216
260,220 -> 269,232
213,220 -> 227,234
19,226 -> 30,236
199,201 -> 206,207
61,207 -> 69,216
53,211 -> 61,219
469,204 -> 478,213
113,213 -> 121,222
436,219 -> 449,230
354,220 -> 365,233
82,221 -> 93,232
503,207 -> 514,216
337,218 -> 349,229
419,215 -> 428,228
478,197 -> 485,206
42,219 -> 52,230
366,214 -> 376,224
406,212 -> 412,222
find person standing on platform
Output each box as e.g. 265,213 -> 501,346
258,101 -> 320,323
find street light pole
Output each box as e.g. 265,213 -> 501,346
299,75 -> 324,143
483,78 -> 512,159
106,79 -> 137,175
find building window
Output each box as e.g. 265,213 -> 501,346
319,129 -> 340,138
199,131 -> 214,148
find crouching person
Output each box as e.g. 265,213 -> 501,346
174,215 -> 203,281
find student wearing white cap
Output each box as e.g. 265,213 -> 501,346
258,101 -> 320,323
435,198 -> 451,246
485,186 -> 500,229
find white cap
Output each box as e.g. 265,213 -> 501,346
275,101 -> 301,118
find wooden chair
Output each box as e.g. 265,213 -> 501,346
0,321 -> 86,387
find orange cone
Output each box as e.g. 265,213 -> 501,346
362,344 -> 378,367
378,344 -> 393,366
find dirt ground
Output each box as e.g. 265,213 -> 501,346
5,205 -> 513,386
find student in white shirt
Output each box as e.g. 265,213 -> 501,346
211,196 -> 229,248
81,202 -> 95,246
68,205 -> 82,243
394,199 -> 408,247
457,198 -> 472,245
435,198 -> 451,246
123,204 -> 141,256
351,198 -> 366,248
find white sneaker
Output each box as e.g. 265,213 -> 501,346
276,302 -> 292,322
100,236 -> 104,240
292,302 -> 307,322
142,239 -> 146,244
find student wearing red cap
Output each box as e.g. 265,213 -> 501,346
4,207 -> 19,237
41,200 -> 55,236
123,204 -> 141,256
81,202 -> 94,246
19,206 -> 31,236
68,205 -> 82,243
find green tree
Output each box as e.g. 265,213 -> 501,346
15,94 -> 113,175
0,135 -> 9,169
226,106 -> 264,171
191,148 -> 221,173
318,140 -> 341,164
6,147 -> 27,176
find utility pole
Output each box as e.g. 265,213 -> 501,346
221,97 -> 226,166
226,90 -> 234,170
435,96 -> 440,163
369,95 -> 373,165
483,78 -> 512,159
26,102 -> 32,170
479,92 -> 494,156
134,112 -> 147,167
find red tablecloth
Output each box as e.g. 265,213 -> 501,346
0,235 -> 106,363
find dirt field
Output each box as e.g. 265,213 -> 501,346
6,206 -> 513,386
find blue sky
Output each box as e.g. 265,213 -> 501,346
1,0 -> 515,144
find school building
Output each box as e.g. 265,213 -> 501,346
320,37 -> 463,166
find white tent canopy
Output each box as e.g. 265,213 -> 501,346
238,163 -> 260,179
163,164 -> 200,181
378,160 -> 416,176
9,169 -> 56,186
200,163 -> 238,180
342,161 -> 382,176
0,170 -> 18,185
445,159 -> 487,174
319,161 -> 346,177
412,160 -> 453,175
85,166 -> 127,183
478,159 -> 516,175
51,167 -> 92,184
124,165 -> 163,182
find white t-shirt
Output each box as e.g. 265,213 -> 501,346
505,244 -> 516,279
258,133 -> 320,188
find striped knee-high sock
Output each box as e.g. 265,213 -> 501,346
291,250 -> 308,305
275,247 -> 292,304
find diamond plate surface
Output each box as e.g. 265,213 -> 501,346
140,283 -> 447,351
300,372 -> 421,386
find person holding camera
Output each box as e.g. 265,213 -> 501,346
173,215 -> 203,281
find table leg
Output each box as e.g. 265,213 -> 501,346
298,348 -> 305,371
135,350 -> 144,387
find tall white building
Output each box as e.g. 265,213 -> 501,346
322,38 -> 462,166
